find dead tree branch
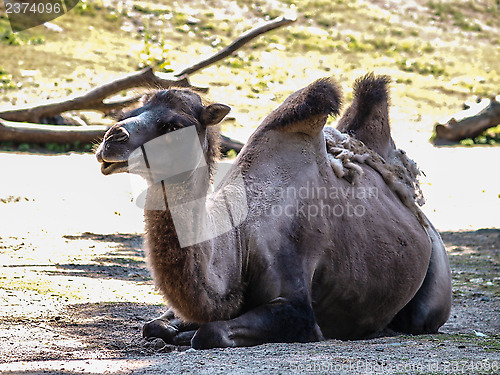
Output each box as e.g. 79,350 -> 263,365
0,17 -> 294,149
434,96 -> 500,142
0,67 -> 206,123
0,16 -> 295,125
220,135 -> 244,154
175,16 -> 296,77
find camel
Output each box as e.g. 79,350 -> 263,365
95,73 -> 451,349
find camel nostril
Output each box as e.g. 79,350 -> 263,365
116,127 -> 130,142
104,126 -> 130,143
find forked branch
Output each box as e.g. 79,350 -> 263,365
0,16 -> 295,148
0,68 -> 204,123
175,16 -> 297,77
0,119 -> 107,144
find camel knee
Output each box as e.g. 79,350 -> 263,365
390,221 -> 452,335
388,272 -> 451,335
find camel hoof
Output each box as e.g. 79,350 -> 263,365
143,319 -> 178,343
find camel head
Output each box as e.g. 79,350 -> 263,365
96,89 -> 230,175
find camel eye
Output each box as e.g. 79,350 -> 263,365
160,121 -> 181,132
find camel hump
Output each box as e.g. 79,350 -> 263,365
336,73 -> 393,158
260,77 -> 342,137
351,73 -> 391,129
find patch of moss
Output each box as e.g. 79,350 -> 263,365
398,59 -> 446,77
0,20 -> 45,46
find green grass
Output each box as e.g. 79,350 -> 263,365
458,124 -> 500,146
0,19 -> 45,46
398,58 -> 446,77
0,67 -> 18,90
0,275 -> 82,300
421,333 -> 500,352
73,0 -> 100,16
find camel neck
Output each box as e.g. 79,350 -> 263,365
142,175 -> 244,323
143,167 -> 211,255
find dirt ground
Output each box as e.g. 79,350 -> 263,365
0,134 -> 498,374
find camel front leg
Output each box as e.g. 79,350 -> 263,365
191,297 -> 323,349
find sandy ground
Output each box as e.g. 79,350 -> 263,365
0,135 -> 499,374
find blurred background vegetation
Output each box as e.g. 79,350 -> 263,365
0,0 -> 499,151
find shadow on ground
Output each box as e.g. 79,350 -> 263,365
52,302 -> 169,356
49,232 -> 151,282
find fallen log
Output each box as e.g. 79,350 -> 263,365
0,16 -> 293,151
0,119 -> 245,154
434,96 -> 500,142
220,135 -> 244,154
0,119 -> 107,144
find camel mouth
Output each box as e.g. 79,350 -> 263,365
100,161 -> 129,175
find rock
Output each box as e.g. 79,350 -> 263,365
44,22 -> 63,32
153,338 -> 166,350
473,330 -> 488,337
186,16 -> 200,25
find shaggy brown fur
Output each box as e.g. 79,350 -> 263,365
324,127 -> 427,226
144,208 -> 244,323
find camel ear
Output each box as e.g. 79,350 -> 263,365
201,103 -> 231,126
